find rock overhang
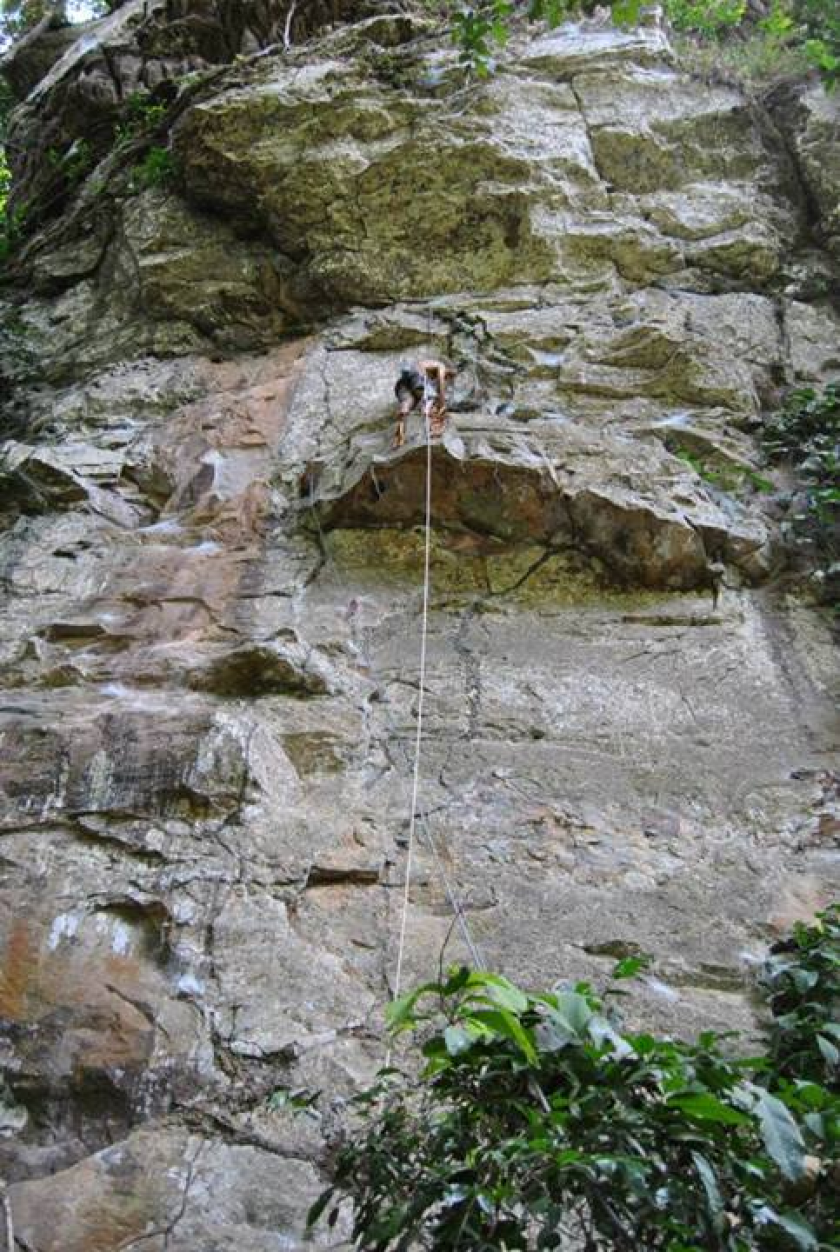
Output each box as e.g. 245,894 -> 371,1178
303,426 -> 769,592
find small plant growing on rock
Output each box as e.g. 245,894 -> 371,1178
670,443 -> 774,495
0,198 -> 26,265
664,0 -> 746,37
45,137 -> 94,184
128,145 -> 178,192
116,89 -> 170,144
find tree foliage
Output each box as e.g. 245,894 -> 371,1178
763,384 -> 840,605
760,904 -> 840,1084
0,0 -> 51,46
309,909 -> 839,1250
0,75 -> 14,260
446,0 -> 839,83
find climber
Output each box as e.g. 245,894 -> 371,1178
393,359 -> 455,449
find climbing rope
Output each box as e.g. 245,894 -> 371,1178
1,1181 -> 14,1252
304,364 -> 485,1036
391,389 -> 434,1008
390,379 -> 486,1007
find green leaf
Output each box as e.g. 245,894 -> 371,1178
444,1024 -> 474,1056
548,992 -> 593,1039
466,1008 -> 538,1064
762,1209 -> 818,1251
386,981 -> 440,1031
817,1034 -> 839,1066
306,1187 -> 334,1230
668,1092 -> 751,1125
467,972 -> 529,1014
442,965 -> 472,996
612,0 -> 642,26
691,1152 -> 725,1233
753,1089 -> 807,1181
611,954 -> 651,980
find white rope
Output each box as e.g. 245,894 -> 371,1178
305,366 -> 486,1065
391,386 -> 435,1009
1,1183 -> 14,1252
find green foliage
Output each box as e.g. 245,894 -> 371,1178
664,0 -> 746,37
0,75 -> 11,243
266,1086 -> 320,1114
309,935 -> 840,1250
666,0 -> 839,82
0,1 -> 110,48
0,142 -> 9,219
441,0 -> 839,84
0,197 -> 27,265
122,89 -> 169,133
789,0 -> 840,82
128,144 -> 177,192
113,90 -> 170,152
760,904 -> 840,1085
111,90 -> 178,194
0,0 -> 50,46
45,136 -> 93,182
452,0 -> 517,75
763,384 -> 839,594
668,442 -> 774,495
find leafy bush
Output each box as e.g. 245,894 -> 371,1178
0,200 -> 25,264
0,0 -> 50,47
116,89 -> 170,144
0,74 -> 11,260
664,0 -> 746,37
128,145 -> 178,191
0,142 -> 8,221
760,904 -> 840,1085
440,0 -> 840,83
763,384 -> 839,602
788,0 -> 840,82
309,932 -> 839,1250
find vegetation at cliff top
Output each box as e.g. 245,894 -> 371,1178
0,0 -> 104,48
309,905 -> 839,1250
0,0 -> 837,80
0,0 -> 835,245
448,0 -> 839,82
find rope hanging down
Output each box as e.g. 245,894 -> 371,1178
390,397 -> 433,1007
391,382 -> 484,1011
304,362 -> 485,1040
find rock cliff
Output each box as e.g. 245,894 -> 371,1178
0,6 -> 838,1248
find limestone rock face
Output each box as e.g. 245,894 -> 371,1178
1,10 -> 838,1251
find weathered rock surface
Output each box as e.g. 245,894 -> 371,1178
0,9 -> 838,1250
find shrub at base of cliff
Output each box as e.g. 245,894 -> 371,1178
309,910 -> 839,1250
761,904 -> 840,1086
763,384 -> 839,612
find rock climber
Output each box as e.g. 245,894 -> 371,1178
393,359 -> 455,448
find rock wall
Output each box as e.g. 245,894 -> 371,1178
0,8 -> 838,1249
